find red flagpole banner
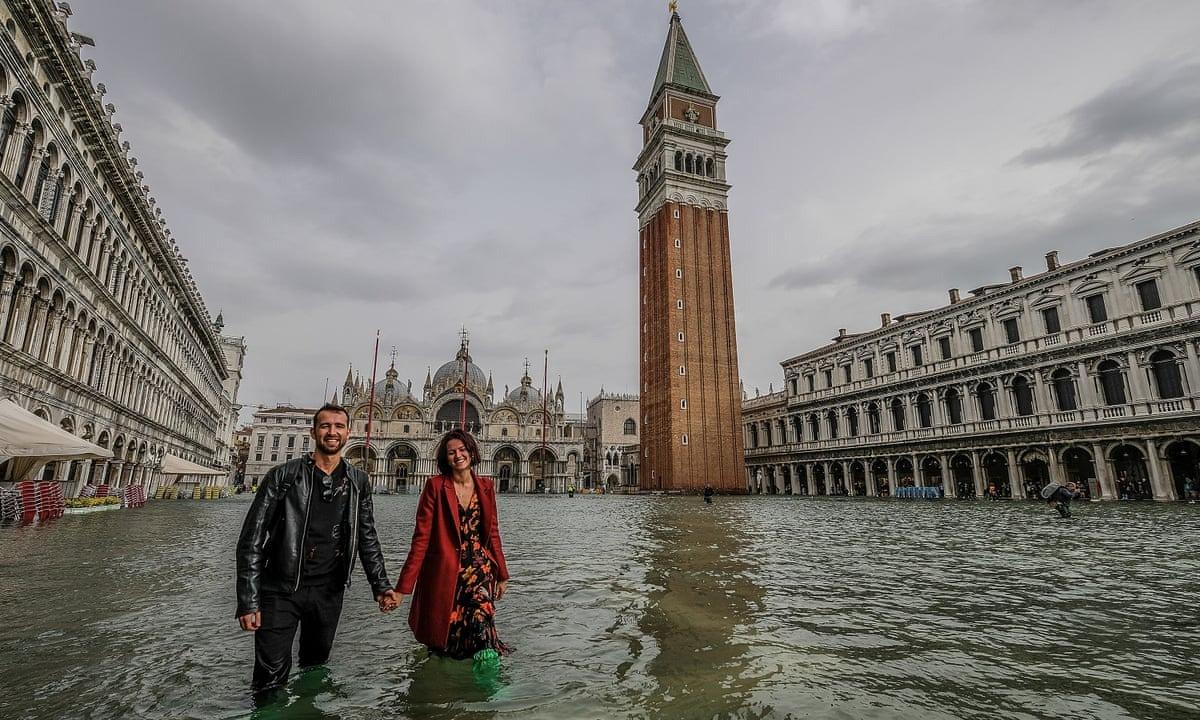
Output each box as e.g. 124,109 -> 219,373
363,330 -> 381,478
541,348 -> 548,489
460,330 -> 469,429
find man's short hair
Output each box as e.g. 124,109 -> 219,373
313,403 -> 350,427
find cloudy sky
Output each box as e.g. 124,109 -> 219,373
69,0 -> 1200,418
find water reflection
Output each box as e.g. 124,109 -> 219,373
637,497 -> 774,719
389,650 -> 506,719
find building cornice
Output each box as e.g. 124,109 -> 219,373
781,221 -> 1200,369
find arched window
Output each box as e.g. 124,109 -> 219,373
890,398 -> 906,431
1012,375 -> 1034,416
916,393 -> 933,428
1051,368 -> 1077,411
763,423 -> 772,446
13,116 -> 36,191
748,424 -> 758,448
867,403 -> 881,434
1097,360 -> 1126,406
61,182 -> 79,236
976,382 -> 997,421
827,410 -> 839,439
674,151 -> 682,171
808,414 -> 820,441
846,407 -> 859,436
623,418 -> 636,435
705,157 -> 714,177
1150,350 -> 1184,399
47,164 -> 66,221
944,387 -> 963,425
685,154 -> 694,174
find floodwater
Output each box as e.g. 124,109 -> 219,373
0,495 -> 1197,719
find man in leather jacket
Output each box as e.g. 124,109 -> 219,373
235,402 -> 398,692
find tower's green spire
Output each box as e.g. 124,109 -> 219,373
651,12 -> 713,98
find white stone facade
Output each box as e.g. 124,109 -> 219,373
244,339 -> 585,494
0,2 -> 236,492
744,221 -> 1200,501
583,392 -> 640,490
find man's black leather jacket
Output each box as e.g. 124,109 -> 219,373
235,455 -> 391,616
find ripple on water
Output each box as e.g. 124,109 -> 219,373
0,495 -> 1197,719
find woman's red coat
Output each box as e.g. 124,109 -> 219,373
396,473 -> 509,650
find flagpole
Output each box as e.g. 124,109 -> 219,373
363,330 -> 381,484
541,348 -> 548,492
460,330 -> 469,430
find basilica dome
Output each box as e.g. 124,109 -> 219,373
505,378 -> 544,410
432,346 -> 488,391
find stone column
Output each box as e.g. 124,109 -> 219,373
1144,438 -> 1174,501
25,296 -> 47,355
1033,372 -> 1053,415
887,458 -> 897,497
821,461 -> 832,495
70,460 -> 91,497
1077,361 -> 1098,409
1089,442 -> 1114,499
1006,447 -> 1025,498
42,309 -> 62,366
6,285 -> 33,348
1047,446 -> 1065,486
0,277 -> 15,340
1126,351 -> 1150,403
940,453 -> 954,497
970,449 -> 985,498
19,143 -> 43,196
64,205 -> 83,247
76,336 -> 93,383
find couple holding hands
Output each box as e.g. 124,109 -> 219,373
234,404 -> 509,693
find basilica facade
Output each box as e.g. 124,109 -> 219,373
329,338 -> 583,494
744,221 -> 1200,502
0,2 -> 239,493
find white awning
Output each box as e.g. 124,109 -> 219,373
0,399 -> 112,481
160,453 -> 226,476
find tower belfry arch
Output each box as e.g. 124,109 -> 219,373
635,10 -> 746,492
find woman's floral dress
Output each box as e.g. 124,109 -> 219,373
444,493 -> 509,659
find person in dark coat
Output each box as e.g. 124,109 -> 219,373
387,429 -> 510,666
1048,481 -> 1080,518
235,403 -> 397,693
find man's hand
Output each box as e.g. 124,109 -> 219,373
238,611 -> 261,631
377,589 -> 403,613
495,581 -> 508,601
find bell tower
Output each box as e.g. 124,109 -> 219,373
635,9 -> 746,492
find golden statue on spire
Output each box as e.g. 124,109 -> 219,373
669,0 -> 678,14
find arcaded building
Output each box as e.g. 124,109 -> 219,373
744,221 -> 1200,501
583,391 -> 640,490
0,2 -> 238,492
635,11 -> 745,492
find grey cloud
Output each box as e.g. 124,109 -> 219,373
1017,57 -> 1200,165
65,1 -> 1200,413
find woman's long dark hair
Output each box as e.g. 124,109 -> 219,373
435,428 -> 480,477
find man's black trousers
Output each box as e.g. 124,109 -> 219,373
253,583 -> 345,691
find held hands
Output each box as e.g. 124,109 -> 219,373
377,589 -> 405,613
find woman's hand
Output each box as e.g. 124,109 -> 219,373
495,581 -> 508,600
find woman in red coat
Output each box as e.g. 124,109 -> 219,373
391,429 -> 510,664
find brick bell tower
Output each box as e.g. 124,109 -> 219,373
635,9 -> 746,493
